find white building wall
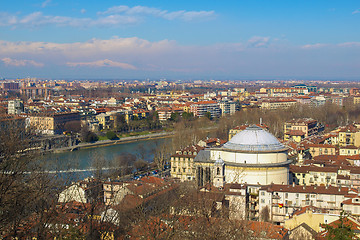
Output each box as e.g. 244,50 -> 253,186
211,150 -> 288,164
225,167 -> 288,185
58,184 -> 86,203
258,188 -> 346,224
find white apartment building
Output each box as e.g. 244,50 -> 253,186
258,184 -> 355,225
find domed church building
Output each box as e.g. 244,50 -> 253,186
194,125 -> 292,187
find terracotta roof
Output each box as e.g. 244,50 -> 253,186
246,221 -> 289,239
337,174 -> 350,180
342,198 -> 360,206
192,100 -> 217,105
292,206 -> 328,216
232,124 -> 269,131
261,184 -> 350,195
286,118 -> 317,124
340,145 -> 359,149
305,144 -> 337,148
317,217 -> 360,239
140,176 -> 165,186
290,165 -> 338,173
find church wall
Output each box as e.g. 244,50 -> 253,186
211,150 -> 287,164
225,166 -> 289,185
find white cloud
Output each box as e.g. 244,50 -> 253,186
0,12 -> 18,26
301,43 -> 329,49
67,59 -> 136,69
98,5 -> 215,21
302,42 -> 360,49
1,37 -> 359,79
0,11 -> 139,28
0,37 -> 176,56
338,42 -> 360,47
41,0 -> 52,8
247,36 -> 270,48
1,57 -> 44,67
352,9 -> 360,14
0,5 -> 215,29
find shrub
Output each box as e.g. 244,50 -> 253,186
106,131 -> 118,140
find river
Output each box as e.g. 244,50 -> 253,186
40,138 -> 166,172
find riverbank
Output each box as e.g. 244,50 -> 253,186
49,131 -> 174,153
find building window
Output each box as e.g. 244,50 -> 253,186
217,167 -> 220,175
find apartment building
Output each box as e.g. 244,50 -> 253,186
7,99 -> 24,115
339,145 -> 360,156
290,164 -> 360,188
258,184 -> 353,225
218,98 -> 236,116
190,100 -> 221,118
29,112 -> 81,134
305,144 -> 337,157
290,165 -> 338,186
284,118 -> 324,141
338,125 -> 360,147
342,197 -> 360,216
260,99 -> 297,110
170,145 -> 204,181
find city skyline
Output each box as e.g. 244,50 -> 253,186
0,0 -> 359,80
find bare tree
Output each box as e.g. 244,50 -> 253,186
260,205 -> 271,222
0,118 -> 64,239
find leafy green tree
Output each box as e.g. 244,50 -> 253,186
324,211 -> 355,240
85,131 -> 99,142
182,112 -> 194,121
106,131 -> 118,140
169,112 -> 181,122
115,114 -> 128,132
204,111 -> 212,120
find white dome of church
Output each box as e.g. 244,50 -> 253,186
223,125 -> 287,152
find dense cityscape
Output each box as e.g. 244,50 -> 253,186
1,78 -> 360,239
1,0 -> 360,239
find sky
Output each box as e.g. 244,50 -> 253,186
0,0 -> 359,80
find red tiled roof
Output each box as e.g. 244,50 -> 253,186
342,198 -> 360,206
261,184 -> 350,195
290,165 -> 338,173
317,217 -> 360,239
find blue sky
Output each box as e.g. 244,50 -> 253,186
0,0 -> 359,80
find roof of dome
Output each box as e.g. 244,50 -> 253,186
223,125 -> 287,152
